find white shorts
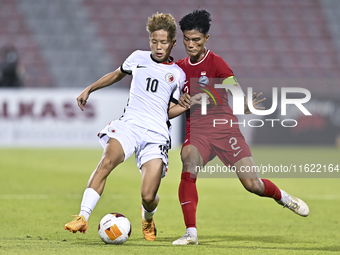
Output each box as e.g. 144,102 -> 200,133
97,120 -> 170,178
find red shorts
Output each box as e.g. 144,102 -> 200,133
181,130 -> 252,166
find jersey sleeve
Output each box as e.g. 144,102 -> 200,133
214,55 -> 234,79
120,50 -> 139,75
214,55 -> 243,95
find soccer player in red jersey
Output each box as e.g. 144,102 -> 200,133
172,10 -> 310,245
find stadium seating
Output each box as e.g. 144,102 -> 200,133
2,0 -> 340,92
0,0 -> 53,87
15,0 -> 113,88
81,0 -> 340,92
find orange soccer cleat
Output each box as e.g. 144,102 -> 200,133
141,207 -> 157,241
64,215 -> 88,233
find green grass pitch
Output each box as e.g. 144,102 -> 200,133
0,147 -> 339,254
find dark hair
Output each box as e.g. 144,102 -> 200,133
179,10 -> 211,35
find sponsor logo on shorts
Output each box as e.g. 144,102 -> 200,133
233,149 -> 243,157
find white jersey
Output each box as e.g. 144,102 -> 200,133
120,50 -> 186,140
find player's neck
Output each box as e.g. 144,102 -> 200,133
150,54 -> 173,64
189,48 -> 207,63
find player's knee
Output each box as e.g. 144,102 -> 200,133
242,179 -> 264,195
141,192 -> 156,205
182,158 -> 200,174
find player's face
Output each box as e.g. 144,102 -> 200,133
183,29 -> 209,62
149,30 -> 176,63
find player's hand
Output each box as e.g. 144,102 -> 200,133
76,90 -> 90,111
191,93 -> 210,107
244,92 -> 266,114
178,93 -> 191,109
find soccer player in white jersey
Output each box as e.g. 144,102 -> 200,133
64,13 -> 186,241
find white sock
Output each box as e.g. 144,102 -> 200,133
79,188 -> 100,221
279,190 -> 285,202
79,210 -> 91,221
142,205 -> 157,221
186,227 -> 197,237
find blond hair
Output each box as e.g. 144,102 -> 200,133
146,12 -> 177,41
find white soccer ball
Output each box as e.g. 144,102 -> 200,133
98,213 -> 131,244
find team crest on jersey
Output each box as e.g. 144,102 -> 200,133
108,127 -> 116,133
198,75 -> 209,87
165,73 -> 175,84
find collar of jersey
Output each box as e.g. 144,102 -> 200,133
150,54 -> 174,65
188,49 -> 210,66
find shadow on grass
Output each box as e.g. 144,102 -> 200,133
79,235 -> 340,252
198,234 -> 304,244
195,235 -> 340,252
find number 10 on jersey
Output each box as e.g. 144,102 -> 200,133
146,78 -> 158,93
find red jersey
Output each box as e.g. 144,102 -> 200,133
176,50 -> 240,134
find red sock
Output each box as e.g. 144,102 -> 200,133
261,179 -> 281,200
178,172 -> 198,228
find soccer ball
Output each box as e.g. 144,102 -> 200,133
98,213 -> 131,244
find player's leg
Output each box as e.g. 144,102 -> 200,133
234,156 -> 309,217
140,158 -> 163,241
65,138 -> 125,233
173,144 -> 203,245
179,145 -> 202,230
87,138 -> 125,195
234,156 -> 267,196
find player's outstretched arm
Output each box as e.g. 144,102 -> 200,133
168,92 -> 191,119
169,93 -> 211,119
189,93 -> 210,108
177,93 -> 210,108
178,93 -> 191,108
76,68 -> 127,111
168,102 -> 187,119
